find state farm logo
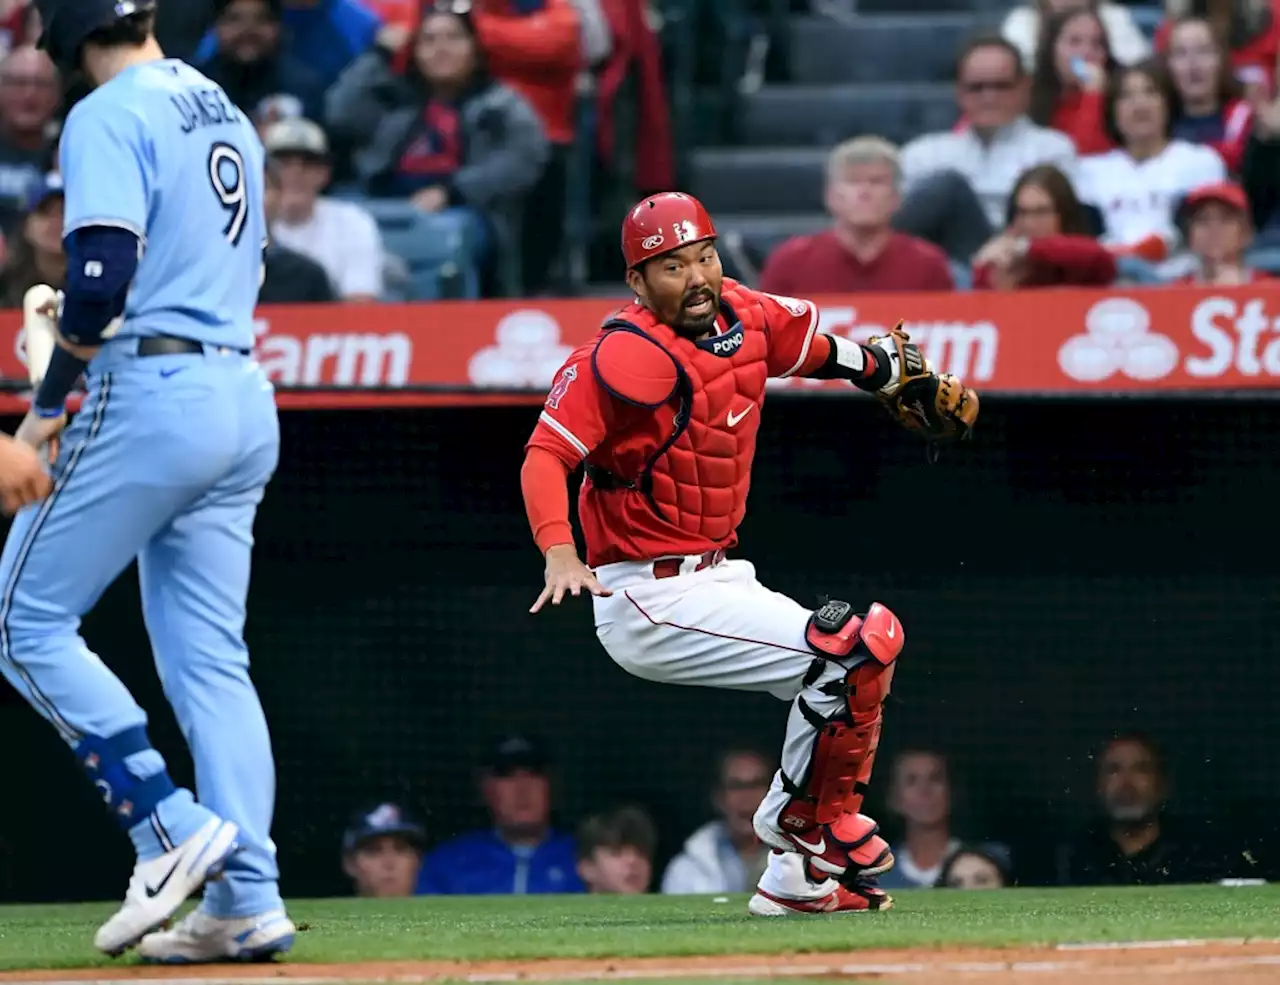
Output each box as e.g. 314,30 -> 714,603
467,309 -> 573,387
1185,296 -> 1280,378
814,309 -> 998,382
1057,298 -> 1178,382
253,319 -> 411,385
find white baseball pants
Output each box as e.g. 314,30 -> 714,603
591,554 -> 870,895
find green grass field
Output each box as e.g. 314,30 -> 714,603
0,886 -> 1276,971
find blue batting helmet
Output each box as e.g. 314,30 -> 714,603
35,0 -> 157,72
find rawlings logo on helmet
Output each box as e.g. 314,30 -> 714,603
641,234 -> 664,250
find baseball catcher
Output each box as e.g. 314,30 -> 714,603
521,192 -> 978,915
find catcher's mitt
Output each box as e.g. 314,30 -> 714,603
868,325 -> 979,442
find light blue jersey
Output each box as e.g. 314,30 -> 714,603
59,59 -> 265,348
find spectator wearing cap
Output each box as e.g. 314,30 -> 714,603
758,137 -> 954,296
342,802 -> 428,897
261,164 -> 337,302
197,0 -> 327,127
576,806 -> 656,894
896,35 -> 1079,262
0,45 -> 57,235
264,117 -> 385,301
326,4 -> 548,297
0,170 -> 62,308
416,735 -> 585,895
194,0 -> 381,89
1177,180 -> 1270,282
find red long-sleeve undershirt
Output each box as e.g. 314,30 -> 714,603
521,335 -> 839,554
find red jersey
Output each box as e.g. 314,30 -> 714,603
525,279 -> 819,566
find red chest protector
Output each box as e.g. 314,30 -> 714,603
587,282 -> 771,546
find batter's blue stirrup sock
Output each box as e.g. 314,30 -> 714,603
75,726 -> 176,831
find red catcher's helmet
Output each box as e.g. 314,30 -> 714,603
621,192 -> 717,268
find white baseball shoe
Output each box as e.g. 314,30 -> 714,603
137,908 -> 296,964
94,816 -> 240,957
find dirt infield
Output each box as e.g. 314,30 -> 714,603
4,939 -> 1280,984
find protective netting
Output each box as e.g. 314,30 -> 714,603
0,396 -> 1276,900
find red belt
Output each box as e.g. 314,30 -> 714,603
652,548 -> 726,580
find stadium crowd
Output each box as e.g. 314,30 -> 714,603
0,0 -> 1275,306
339,731 -> 1258,897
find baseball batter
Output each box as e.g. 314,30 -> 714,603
522,193 -> 978,915
0,0 -> 293,961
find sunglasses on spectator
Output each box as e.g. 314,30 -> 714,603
961,79 -> 1017,94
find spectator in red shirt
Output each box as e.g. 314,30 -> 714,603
1178,179 -> 1269,280
1165,16 -> 1254,171
758,136 -> 954,296
469,0 -> 581,294
1157,0 -> 1279,94
972,163 -> 1118,288
1030,8 -> 1118,154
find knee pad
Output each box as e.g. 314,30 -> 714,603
805,600 -> 903,668
75,726 -> 175,830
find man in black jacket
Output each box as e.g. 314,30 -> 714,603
1058,733 -> 1233,886
197,0 -> 325,125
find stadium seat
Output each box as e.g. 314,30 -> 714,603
1246,246 -> 1280,275
738,83 -> 959,150
788,14 -> 980,85
360,200 -> 486,302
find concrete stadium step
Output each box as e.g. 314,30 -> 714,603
717,212 -> 830,261
739,83 -> 958,148
788,14 -> 981,85
689,147 -> 829,214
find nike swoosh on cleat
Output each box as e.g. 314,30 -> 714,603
144,859 -> 181,898
794,834 -> 826,855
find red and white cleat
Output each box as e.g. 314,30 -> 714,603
747,848 -> 892,917
749,881 -> 892,916
784,811 -> 894,879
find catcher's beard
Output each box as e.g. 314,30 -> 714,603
666,288 -> 720,338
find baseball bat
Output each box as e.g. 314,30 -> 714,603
22,284 -> 60,388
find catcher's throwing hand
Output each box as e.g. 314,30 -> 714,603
869,324 -> 979,442
530,544 -> 612,613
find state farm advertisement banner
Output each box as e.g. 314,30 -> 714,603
0,282 -> 1277,410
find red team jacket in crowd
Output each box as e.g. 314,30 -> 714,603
595,0 -> 675,192
523,280 -> 819,566
972,235 -> 1119,288
472,0 -> 582,145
